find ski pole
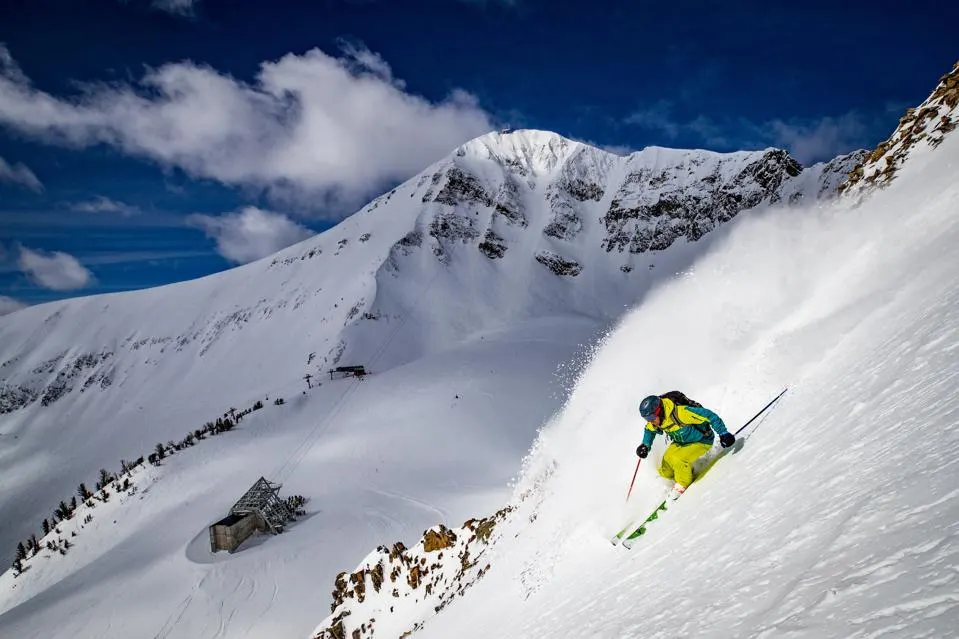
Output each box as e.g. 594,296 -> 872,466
625,458 -> 642,501
734,387 -> 788,436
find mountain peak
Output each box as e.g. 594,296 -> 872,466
456,129 -> 587,175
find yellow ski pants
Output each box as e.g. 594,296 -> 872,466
658,442 -> 712,488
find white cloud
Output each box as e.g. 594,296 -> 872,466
73,196 -> 140,215
0,295 -> 26,316
149,0 -> 198,15
17,246 -> 94,291
624,99 -> 874,164
624,100 -> 679,139
189,206 -> 314,264
765,113 -> 869,165
0,155 -> 42,191
0,43 -> 493,216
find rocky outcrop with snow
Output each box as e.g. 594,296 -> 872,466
841,60 -> 959,194
313,507 -> 513,639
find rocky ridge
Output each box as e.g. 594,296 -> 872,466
841,60 -> 959,194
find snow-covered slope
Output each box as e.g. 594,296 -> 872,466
0,128 -> 857,636
311,68 -> 959,638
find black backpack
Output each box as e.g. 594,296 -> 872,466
659,390 -> 703,409
658,391 -> 709,435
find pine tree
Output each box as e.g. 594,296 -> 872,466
78,482 -> 91,500
99,468 -> 112,487
58,500 -> 71,520
70,496 -> 77,511
42,519 -> 50,535
16,542 -> 26,561
12,558 -> 23,576
29,534 -> 38,555
155,443 -> 165,460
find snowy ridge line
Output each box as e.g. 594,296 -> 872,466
842,59 -> 958,195
3,396 -> 270,577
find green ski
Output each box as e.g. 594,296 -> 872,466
611,499 -> 668,546
610,446 -> 731,547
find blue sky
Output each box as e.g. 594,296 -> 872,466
0,0 -> 955,311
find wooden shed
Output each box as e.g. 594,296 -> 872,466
209,513 -> 259,553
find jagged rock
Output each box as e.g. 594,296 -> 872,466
841,60 -> 958,194
563,178 -> 604,202
428,211 -> 480,244
407,565 -> 421,590
369,561 -> 384,593
423,525 -> 457,552
543,210 -> 583,241
432,167 -> 493,208
478,229 -> 507,259
492,178 -> 527,227
535,251 -> 582,277
349,570 -> 366,603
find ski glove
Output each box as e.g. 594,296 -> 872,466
636,444 -> 649,458
719,433 -> 735,448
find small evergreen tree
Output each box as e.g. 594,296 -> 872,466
57,500 -> 71,520
29,534 -> 39,555
99,468 -> 112,487
42,519 -> 50,535
16,541 -> 27,561
155,443 -> 165,460
12,558 -> 23,576
70,496 -> 77,511
78,483 -> 91,500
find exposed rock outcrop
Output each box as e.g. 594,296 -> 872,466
841,61 -> 959,194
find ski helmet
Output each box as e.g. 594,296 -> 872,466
639,395 -> 662,421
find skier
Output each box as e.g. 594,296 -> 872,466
635,394 -> 735,499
